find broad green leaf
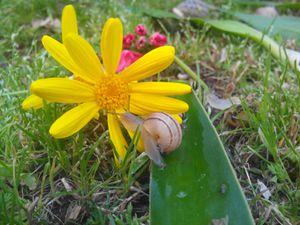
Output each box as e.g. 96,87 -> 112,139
131,7 -> 179,19
204,19 -> 262,40
150,92 -> 254,225
200,19 -> 277,57
232,0 -> 300,9
234,12 -> 300,41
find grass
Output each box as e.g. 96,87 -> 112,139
1,0 -> 300,224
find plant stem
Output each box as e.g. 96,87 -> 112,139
174,56 -> 209,92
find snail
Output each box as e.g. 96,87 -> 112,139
119,112 -> 182,167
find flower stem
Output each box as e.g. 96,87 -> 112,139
174,56 -> 209,92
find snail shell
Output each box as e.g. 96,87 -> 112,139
142,112 -> 182,154
119,112 -> 182,167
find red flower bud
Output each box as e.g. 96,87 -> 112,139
123,33 -> 136,49
149,32 -> 167,47
135,24 -> 147,36
135,36 -> 147,50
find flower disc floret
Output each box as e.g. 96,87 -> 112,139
95,77 -> 129,111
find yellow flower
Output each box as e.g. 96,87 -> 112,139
30,13 -> 191,163
22,5 -> 78,110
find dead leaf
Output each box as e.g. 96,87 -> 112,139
219,47 -> 227,63
257,179 -> 272,200
224,111 -> 240,128
237,111 -> 249,122
207,94 -> 241,110
32,17 -> 60,29
65,203 -> 81,222
225,110 -> 249,128
224,81 -> 236,98
245,93 -> 257,105
61,177 -> 72,192
244,51 -> 256,65
231,60 -> 241,78
177,73 -> 189,80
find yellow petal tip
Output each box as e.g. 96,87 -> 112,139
21,94 -> 44,110
41,35 -> 51,46
49,126 -> 60,139
183,102 -> 189,112
63,4 -> 75,10
186,85 -> 192,93
161,45 -> 175,56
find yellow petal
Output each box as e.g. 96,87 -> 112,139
119,46 -> 175,82
50,102 -> 99,138
130,93 -> 189,114
42,36 -> 78,74
62,5 -> 78,44
171,114 -> 183,124
130,82 -> 191,96
42,35 -> 94,84
128,104 -> 149,115
108,114 -> 127,164
101,18 -> 123,75
30,78 -> 95,103
22,94 -> 44,110
65,34 -> 105,81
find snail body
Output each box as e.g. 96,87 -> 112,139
119,112 -> 182,167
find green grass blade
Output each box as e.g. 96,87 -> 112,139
150,93 -> 254,225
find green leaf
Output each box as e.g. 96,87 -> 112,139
232,0 -> 300,9
234,12 -> 300,41
150,93 -> 254,225
131,7 -> 179,19
204,19 -> 261,40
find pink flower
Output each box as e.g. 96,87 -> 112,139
149,32 -> 167,47
135,24 -> 147,36
117,50 -> 143,72
135,36 -> 147,50
123,33 -> 136,49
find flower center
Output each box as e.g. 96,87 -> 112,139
95,77 -> 129,112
